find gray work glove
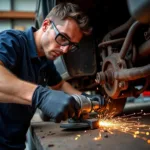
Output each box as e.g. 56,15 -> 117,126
32,85 -> 80,123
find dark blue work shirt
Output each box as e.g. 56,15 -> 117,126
0,27 -> 62,150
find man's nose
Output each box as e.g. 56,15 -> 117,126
60,45 -> 70,53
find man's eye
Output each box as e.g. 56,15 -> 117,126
60,36 -> 67,41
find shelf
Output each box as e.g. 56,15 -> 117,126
0,11 -> 35,19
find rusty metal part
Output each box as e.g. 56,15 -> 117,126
97,20 -> 148,100
114,64 -> 150,81
108,45 -> 113,56
120,21 -> 141,59
96,71 -> 106,85
115,77 -> 149,99
132,44 -> 137,63
96,45 -> 149,99
99,18 -> 135,63
138,39 -> 150,57
101,48 -> 107,61
133,77 -> 150,96
96,60 -> 149,99
96,53 -> 128,99
99,38 -> 125,61
103,17 -> 135,41
98,38 -> 125,48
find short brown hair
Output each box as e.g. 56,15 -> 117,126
46,3 -> 91,35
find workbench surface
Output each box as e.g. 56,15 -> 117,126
29,101 -> 150,150
31,115 -> 150,150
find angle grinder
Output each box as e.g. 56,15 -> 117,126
60,94 -> 105,129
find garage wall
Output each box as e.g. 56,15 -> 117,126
0,0 -> 36,32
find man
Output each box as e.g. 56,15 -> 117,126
0,2 -> 104,150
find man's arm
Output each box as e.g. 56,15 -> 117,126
0,61 -> 37,105
51,80 -> 82,95
0,61 -> 83,122
51,80 -> 105,110
0,92 -> 30,104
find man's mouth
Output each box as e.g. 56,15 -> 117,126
54,52 -> 60,57
52,51 -> 62,57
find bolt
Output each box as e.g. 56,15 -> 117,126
96,72 -> 106,85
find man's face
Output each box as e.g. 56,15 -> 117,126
40,19 -> 83,60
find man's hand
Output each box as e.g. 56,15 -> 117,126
32,85 -> 80,123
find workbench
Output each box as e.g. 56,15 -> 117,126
28,101 -> 150,150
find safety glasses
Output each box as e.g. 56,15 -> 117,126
51,21 -> 79,52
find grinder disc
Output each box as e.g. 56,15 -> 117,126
60,122 -> 90,129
